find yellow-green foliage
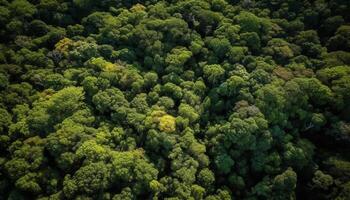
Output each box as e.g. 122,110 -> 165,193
146,110 -> 176,133
55,38 -> 74,55
159,114 -> 176,133
90,57 -> 120,72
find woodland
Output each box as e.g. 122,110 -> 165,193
0,0 -> 350,199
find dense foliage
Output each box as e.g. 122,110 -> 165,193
0,0 -> 350,199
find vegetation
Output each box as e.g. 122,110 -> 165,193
0,0 -> 350,199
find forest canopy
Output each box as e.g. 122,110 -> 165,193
0,0 -> 350,199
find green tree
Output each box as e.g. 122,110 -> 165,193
9,0 -> 37,18
63,162 -> 110,198
234,11 -> 261,33
92,88 -> 129,114
327,25 -> 350,51
272,168 -> 297,200
203,64 -> 225,85
312,170 -> 333,190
